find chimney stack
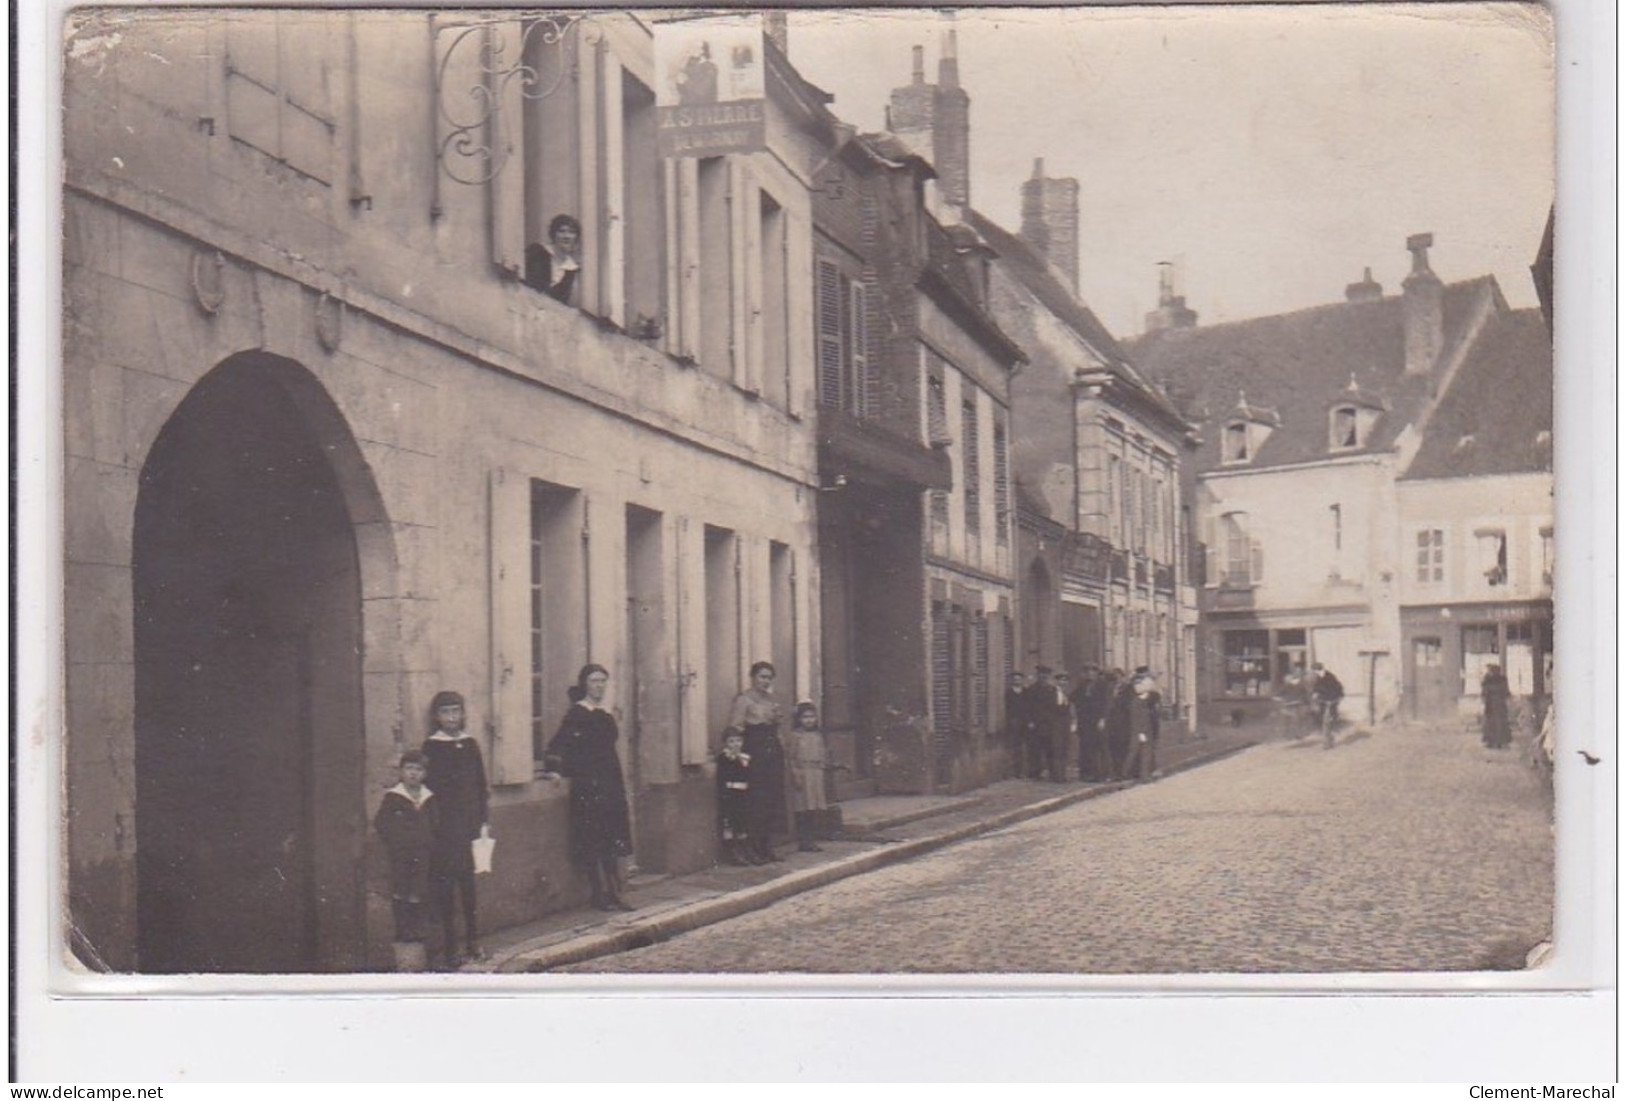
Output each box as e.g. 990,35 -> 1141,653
1345,266 -> 1383,303
1143,261 -> 1198,332
763,13 -> 788,54
1402,234 -> 1443,375
1019,157 -> 1081,293
887,22 -> 971,210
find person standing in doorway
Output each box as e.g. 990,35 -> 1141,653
728,661 -> 788,863
544,664 -> 635,910
1481,664 -> 1513,749
421,690 -> 489,967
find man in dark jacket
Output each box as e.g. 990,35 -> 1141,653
1104,670 -> 1134,780
1071,666 -> 1105,781
1004,671 -> 1032,779
1309,663 -> 1345,748
1027,667 -> 1070,781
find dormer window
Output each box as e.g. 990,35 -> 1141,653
1223,422 -> 1250,463
1331,405 -> 1360,450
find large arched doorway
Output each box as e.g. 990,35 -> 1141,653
133,354 -> 374,972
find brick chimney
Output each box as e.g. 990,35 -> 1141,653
1402,234 -> 1443,375
886,16 -> 971,209
934,18 -> 970,208
1345,266 -> 1383,303
1143,261 -> 1198,332
762,12 -> 788,54
1019,157 -> 1081,293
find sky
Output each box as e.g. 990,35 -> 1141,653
786,4 -> 1554,338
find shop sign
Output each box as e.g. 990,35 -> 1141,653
655,15 -> 767,158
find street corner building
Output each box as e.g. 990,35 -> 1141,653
61,10 -> 833,973
1127,233 -> 1553,731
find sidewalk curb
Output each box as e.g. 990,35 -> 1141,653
840,794 -> 987,838
496,738 -> 1258,973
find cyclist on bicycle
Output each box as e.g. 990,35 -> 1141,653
1309,663 -> 1345,749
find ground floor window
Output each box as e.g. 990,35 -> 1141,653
1222,629 -> 1270,697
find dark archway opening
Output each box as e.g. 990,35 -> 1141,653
134,355 -> 366,973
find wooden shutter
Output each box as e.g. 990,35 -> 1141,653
1250,538 -> 1265,585
930,602 -> 951,741
849,280 -> 869,417
962,400 -> 980,536
973,614 -> 989,732
487,20 -> 527,278
488,467 -> 534,784
1203,517 -> 1218,587
816,260 -> 844,408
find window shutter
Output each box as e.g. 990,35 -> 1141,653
930,603 -> 952,740
1203,519 -> 1218,587
487,21 -> 527,278
816,260 -> 843,408
993,420 -> 1010,543
849,280 -> 869,417
1250,538 -> 1265,584
488,467 -> 534,784
973,614 -> 990,731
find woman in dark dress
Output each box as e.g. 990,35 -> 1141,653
1481,664 -> 1513,749
727,661 -> 787,863
544,663 -> 635,911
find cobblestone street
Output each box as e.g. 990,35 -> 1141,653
565,721 -> 1554,973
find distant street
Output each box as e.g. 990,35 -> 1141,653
565,721 -> 1554,973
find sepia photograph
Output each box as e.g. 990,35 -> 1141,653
22,0 -> 1613,1081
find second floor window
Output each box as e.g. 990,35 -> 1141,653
1220,511 -> 1262,587
1476,528 -> 1508,586
1416,529 -> 1444,584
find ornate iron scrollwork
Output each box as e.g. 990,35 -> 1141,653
433,12 -> 584,186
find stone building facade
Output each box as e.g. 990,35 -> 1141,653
63,10 -> 826,972
1129,235 -> 1539,729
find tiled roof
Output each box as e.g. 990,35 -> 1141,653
921,214 -> 1024,366
963,208 -> 1128,368
1402,308 -> 1553,480
963,208 -> 1187,427
1124,278 -> 1502,473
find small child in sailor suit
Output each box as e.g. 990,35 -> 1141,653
374,750 -> 439,956
716,730 -> 754,866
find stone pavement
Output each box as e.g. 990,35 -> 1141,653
470,726 -> 1257,973
557,719 -> 1554,974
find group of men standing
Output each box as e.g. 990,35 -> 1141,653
1005,665 -> 1165,785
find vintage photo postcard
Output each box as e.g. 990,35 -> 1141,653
18,0 -> 1615,1082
